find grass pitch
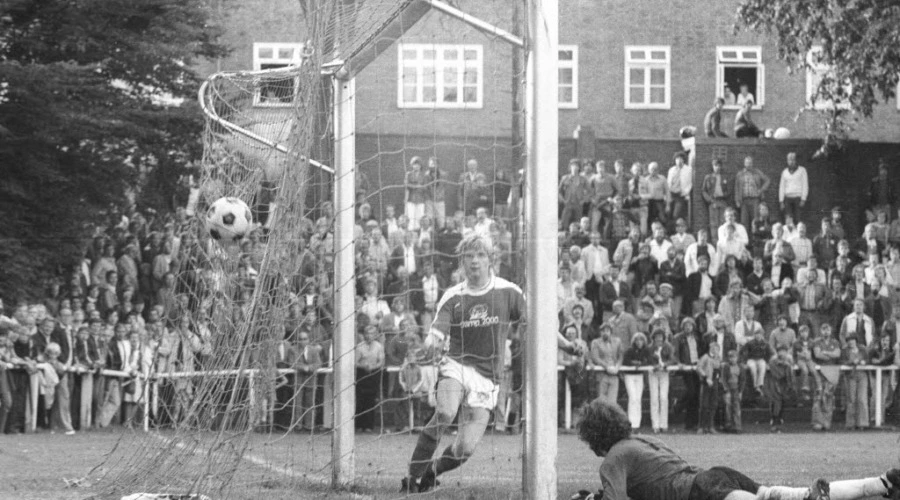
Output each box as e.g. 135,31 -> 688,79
1,424 -> 898,499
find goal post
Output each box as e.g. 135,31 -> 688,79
523,1 -> 560,499
332,75 -> 357,488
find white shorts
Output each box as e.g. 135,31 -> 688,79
438,357 -> 500,411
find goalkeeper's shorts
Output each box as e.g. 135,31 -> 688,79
437,357 -> 500,411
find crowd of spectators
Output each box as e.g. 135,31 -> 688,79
1,149 -> 899,439
555,152 -> 900,434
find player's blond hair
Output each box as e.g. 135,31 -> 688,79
455,233 -> 494,259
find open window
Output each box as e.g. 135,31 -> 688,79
716,46 -> 764,109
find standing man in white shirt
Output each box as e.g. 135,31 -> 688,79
779,152 -> 809,224
667,152 -> 693,230
582,231 -> 611,320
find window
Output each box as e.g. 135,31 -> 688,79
398,44 -> 483,109
806,47 -> 852,110
717,46 -> 765,109
624,46 -> 670,109
558,45 -> 578,109
252,43 -> 304,107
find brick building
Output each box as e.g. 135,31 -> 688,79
201,0 -> 900,141
198,0 -> 900,228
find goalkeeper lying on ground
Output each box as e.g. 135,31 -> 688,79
572,399 -> 900,500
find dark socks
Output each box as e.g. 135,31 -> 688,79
408,432 -> 439,477
433,445 -> 465,476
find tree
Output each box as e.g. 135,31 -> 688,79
0,0 -> 228,301
736,0 -> 900,156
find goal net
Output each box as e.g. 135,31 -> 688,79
96,1 -> 547,498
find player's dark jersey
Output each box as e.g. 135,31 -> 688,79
599,435 -> 700,500
431,274 -> 525,382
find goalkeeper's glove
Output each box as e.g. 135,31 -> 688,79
569,489 -> 603,500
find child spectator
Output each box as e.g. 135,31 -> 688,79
720,348 -> 745,433
696,342 -> 722,434
622,332 -> 653,429
793,325 -> 817,400
765,345 -> 796,432
648,329 -> 674,433
842,336 -> 869,430
742,326 -> 773,397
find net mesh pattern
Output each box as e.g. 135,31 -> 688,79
96,1 -> 531,498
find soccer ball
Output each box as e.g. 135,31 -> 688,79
206,197 -> 253,244
773,127 -> 792,139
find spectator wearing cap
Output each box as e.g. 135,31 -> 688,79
589,323 -> 624,406
778,152 -> 809,223
667,152 -> 693,228
672,316 -> 702,430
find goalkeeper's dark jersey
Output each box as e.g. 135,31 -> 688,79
599,435 -> 700,500
431,274 -> 525,383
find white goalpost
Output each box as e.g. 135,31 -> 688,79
330,0 -> 560,497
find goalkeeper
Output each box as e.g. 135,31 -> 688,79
400,234 -> 581,494
572,398 -> 900,500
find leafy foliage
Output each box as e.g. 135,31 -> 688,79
736,0 -> 900,156
0,0 -> 229,301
